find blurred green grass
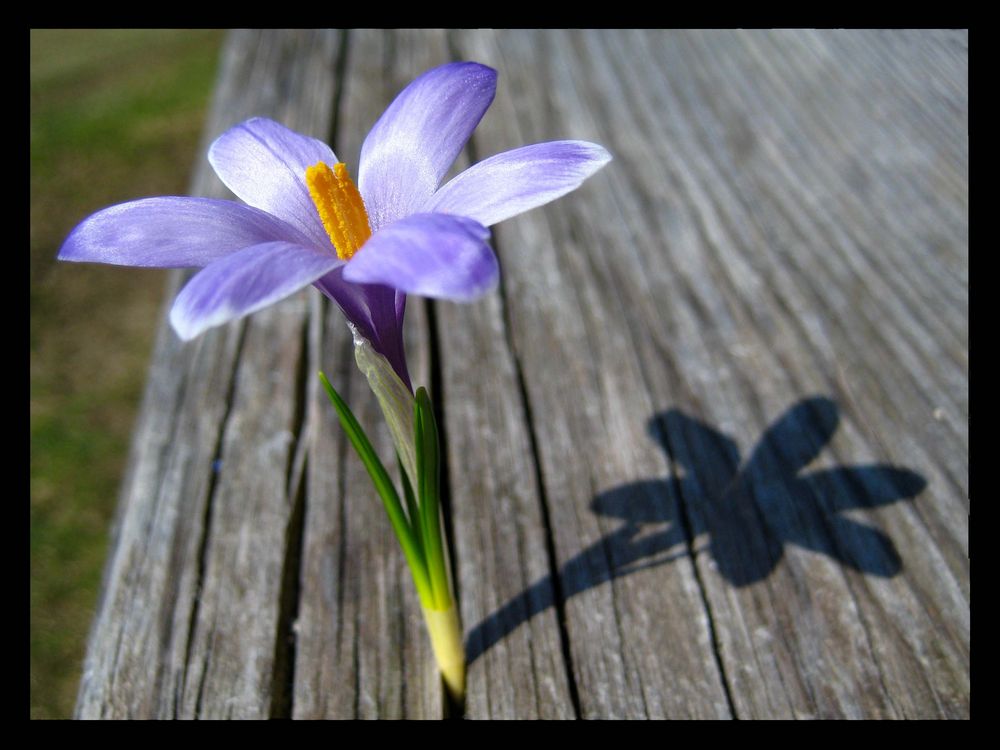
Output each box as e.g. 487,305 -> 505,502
30,29 -> 225,719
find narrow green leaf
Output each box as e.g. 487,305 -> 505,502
415,387 -> 449,609
413,393 -> 432,604
318,371 -> 433,608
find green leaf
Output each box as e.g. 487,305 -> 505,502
415,387 -> 449,609
318,371 -> 433,608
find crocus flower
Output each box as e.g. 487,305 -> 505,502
58,62 -> 611,388
59,60 -> 612,708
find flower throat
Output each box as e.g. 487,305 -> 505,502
306,162 -> 372,261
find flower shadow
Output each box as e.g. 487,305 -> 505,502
465,396 -> 926,665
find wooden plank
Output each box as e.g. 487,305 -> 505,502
619,30 -> 969,718
76,29 -> 342,719
445,29 -> 967,718
429,39 -> 580,718
291,29 -> 442,719
77,28 -> 968,720
450,29 -> 735,720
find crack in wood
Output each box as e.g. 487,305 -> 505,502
186,323 -> 249,719
425,298 -> 464,720
496,243 -> 583,720
268,28 -> 349,722
268,315 -> 313,718
652,414 -> 740,719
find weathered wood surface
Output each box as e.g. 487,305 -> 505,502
77,29 -> 968,719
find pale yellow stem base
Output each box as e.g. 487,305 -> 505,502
422,601 -> 466,704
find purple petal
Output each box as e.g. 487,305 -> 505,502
169,241 -> 341,340
314,269 -> 411,389
342,213 -> 497,302
424,141 -> 612,227
208,118 -> 338,249
359,62 -> 497,232
58,197 -> 312,268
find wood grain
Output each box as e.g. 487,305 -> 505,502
446,29 -> 967,719
75,29 -> 342,719
77,29 -> 968,719
291,29 -> 442,720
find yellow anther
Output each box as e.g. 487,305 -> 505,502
305,162 -> 372,261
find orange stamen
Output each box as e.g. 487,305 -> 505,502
305,162 -> 372,261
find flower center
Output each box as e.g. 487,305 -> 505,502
305,162 -> 372,261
